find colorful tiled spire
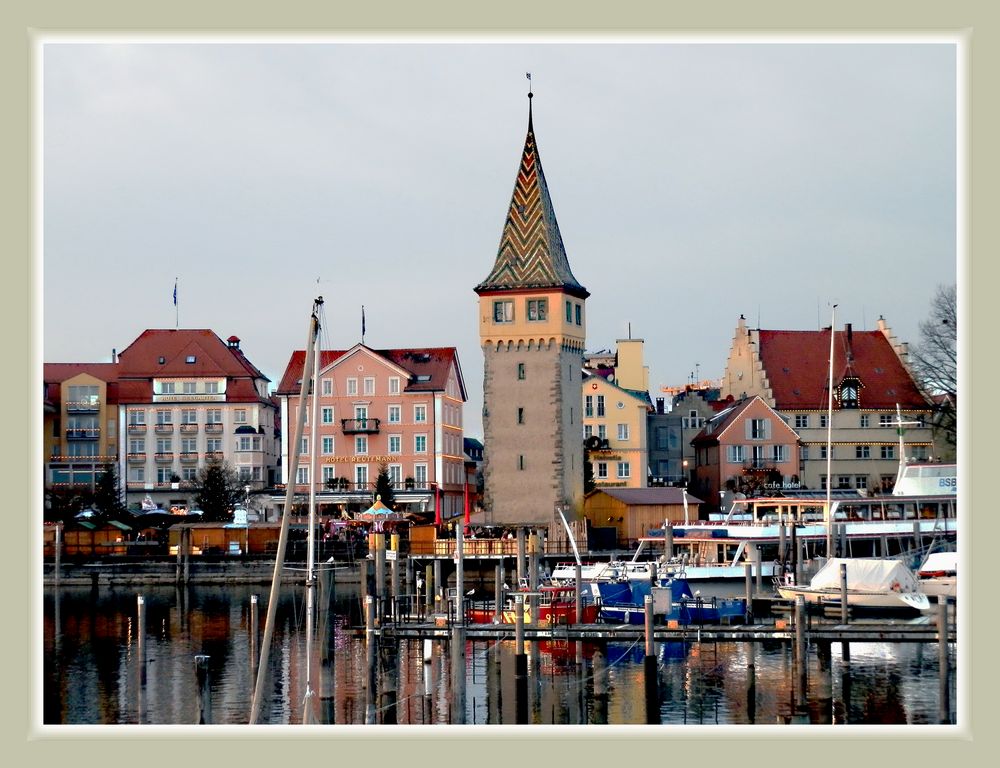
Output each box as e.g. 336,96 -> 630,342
475,93 -> 588,298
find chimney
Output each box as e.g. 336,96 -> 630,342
111,348 -> 117,363
845,323 -> 852,343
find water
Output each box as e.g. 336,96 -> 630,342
42,583 -> 955,726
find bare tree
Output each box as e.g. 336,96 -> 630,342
910,284 -> 956,449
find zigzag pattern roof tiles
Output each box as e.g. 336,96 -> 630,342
475,106 -> 587,297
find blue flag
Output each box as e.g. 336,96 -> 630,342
173,279 -> 178,306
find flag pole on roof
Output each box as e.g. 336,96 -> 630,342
173,277 -> 178,330
361,305 -> 366,345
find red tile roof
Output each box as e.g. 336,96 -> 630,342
757,328 -> 927,410
275,346 -> 466,399
116,329 -> 268,381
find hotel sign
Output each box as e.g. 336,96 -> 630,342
323,455 -> 397,464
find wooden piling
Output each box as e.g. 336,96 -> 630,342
195,655 -> 211,724
528,531 -> 539,625
450,625 -> 466,724
455,527 -> 465,623
778,522 -> 786,563
136,594 -> 146,723
516,528 -> 526,585
575,563 -> 583,624
514,594 -> 527,725
183,528 -> 190,584
494,565 -> 503,624
794,595 -> 807,711
745,641 -> 757,724
54,522 -> 62,587
840,563 -> 849,625
374,533 -> 386,604
390,540 -> 400,624
514,594 -> 525,658
744,563 -> 752,607
938,600 -> 951,724
644,595 -> 655,657
754,547 -> 763,593
425,563 -> 434,614
250,594 -> 259,678
791,524 -> 800,584
365,595 -> 377,724
664,520 -> 673,560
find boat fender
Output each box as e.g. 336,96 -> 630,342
891,581 -> 901,592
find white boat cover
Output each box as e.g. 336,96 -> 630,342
809,558 -> 920,593
918,551 -> 958,577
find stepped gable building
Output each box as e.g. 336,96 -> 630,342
115,329 -> 278,507
720,315 -> 934,493
274,344 -> 467,520
475,91 -> 588,526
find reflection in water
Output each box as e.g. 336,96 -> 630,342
43,584 -> 955,726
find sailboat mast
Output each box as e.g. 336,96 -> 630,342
303,297 -> 323,722
825,305 -> 837,558
249,297 -> 322,725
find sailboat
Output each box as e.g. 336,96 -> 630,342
249,297 -> 324,725
775,306 -> 933,614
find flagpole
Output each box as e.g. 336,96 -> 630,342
174,278 -> 179,330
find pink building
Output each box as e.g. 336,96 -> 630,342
690,395 -> 801,512
275,344 -> 468,519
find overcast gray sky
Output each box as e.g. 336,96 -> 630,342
42,39 -> 957,438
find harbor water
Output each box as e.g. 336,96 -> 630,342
42,582 -> 955,726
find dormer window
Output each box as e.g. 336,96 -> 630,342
840,378 -> 860,409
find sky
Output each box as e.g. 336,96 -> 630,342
41,39 -> 958,439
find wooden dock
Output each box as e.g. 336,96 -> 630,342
360,617 -> 954,644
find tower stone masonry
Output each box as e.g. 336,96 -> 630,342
475,93 -> 588,527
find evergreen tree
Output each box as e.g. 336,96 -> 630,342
93,464 -> 126,519
373,463 -> 395,508
195,460 -> 242,522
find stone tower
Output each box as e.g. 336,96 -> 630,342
475,92 -> 588,525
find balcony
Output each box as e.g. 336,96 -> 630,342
127,423 -> 147,434
180,423 -> 199,434
127,452 -> 146,464
154,452 -> 174,463
205,423 -> 224,434
65,428 -> 100,440
205,451 -> 224,462
66,400 -> 100,413
179,452 -> 199,463
341,418 -> 381,435
154,423 -> 174,435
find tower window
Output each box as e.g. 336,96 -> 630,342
575,304 -> 582,326
566,300 -> 572,322
517,407 -> 524,424
493,300 -> 514,323
527,299 -> 547,321
518,455 -> 525,471
517,363 -> 526,380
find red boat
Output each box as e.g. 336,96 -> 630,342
466,584 -> 599,625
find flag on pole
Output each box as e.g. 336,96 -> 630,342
362,305 -> 366,341
173,278 -> 178,306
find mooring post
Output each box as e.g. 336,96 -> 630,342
744,562 -> 753,607
938,600 -> 951,724
754,547 -> 763,593
514,594 -> 527,725
54,522 -> 62,587
364,595 -> 377,724
195,654 -> 211,724
183,528 -> 191,585
516,527 -> 526,586
250,594 -> 259,679
648,561 -> 657,588
425,563 -> 434,615
494,564 -> 503,624
745,640 -> 757,724
778,521 -> 786,564
840,563 -> 849,625
374,532 -> 386,612
455,526 -> 465,624
433,560 -> 442,615
575,563 -> 583,624
791,524 -> 799,585
390,533 -> 400,624
664,519 -> 673,561
136,594 -> 146,723
794,595 -> 807,712
528,531 -> 539,625
644,620 -> 659,723
450,625 -> 466,725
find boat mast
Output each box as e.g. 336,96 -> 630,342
249,297 -> 322,725
302,297 -> 323,723
825,304 -> 837,558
